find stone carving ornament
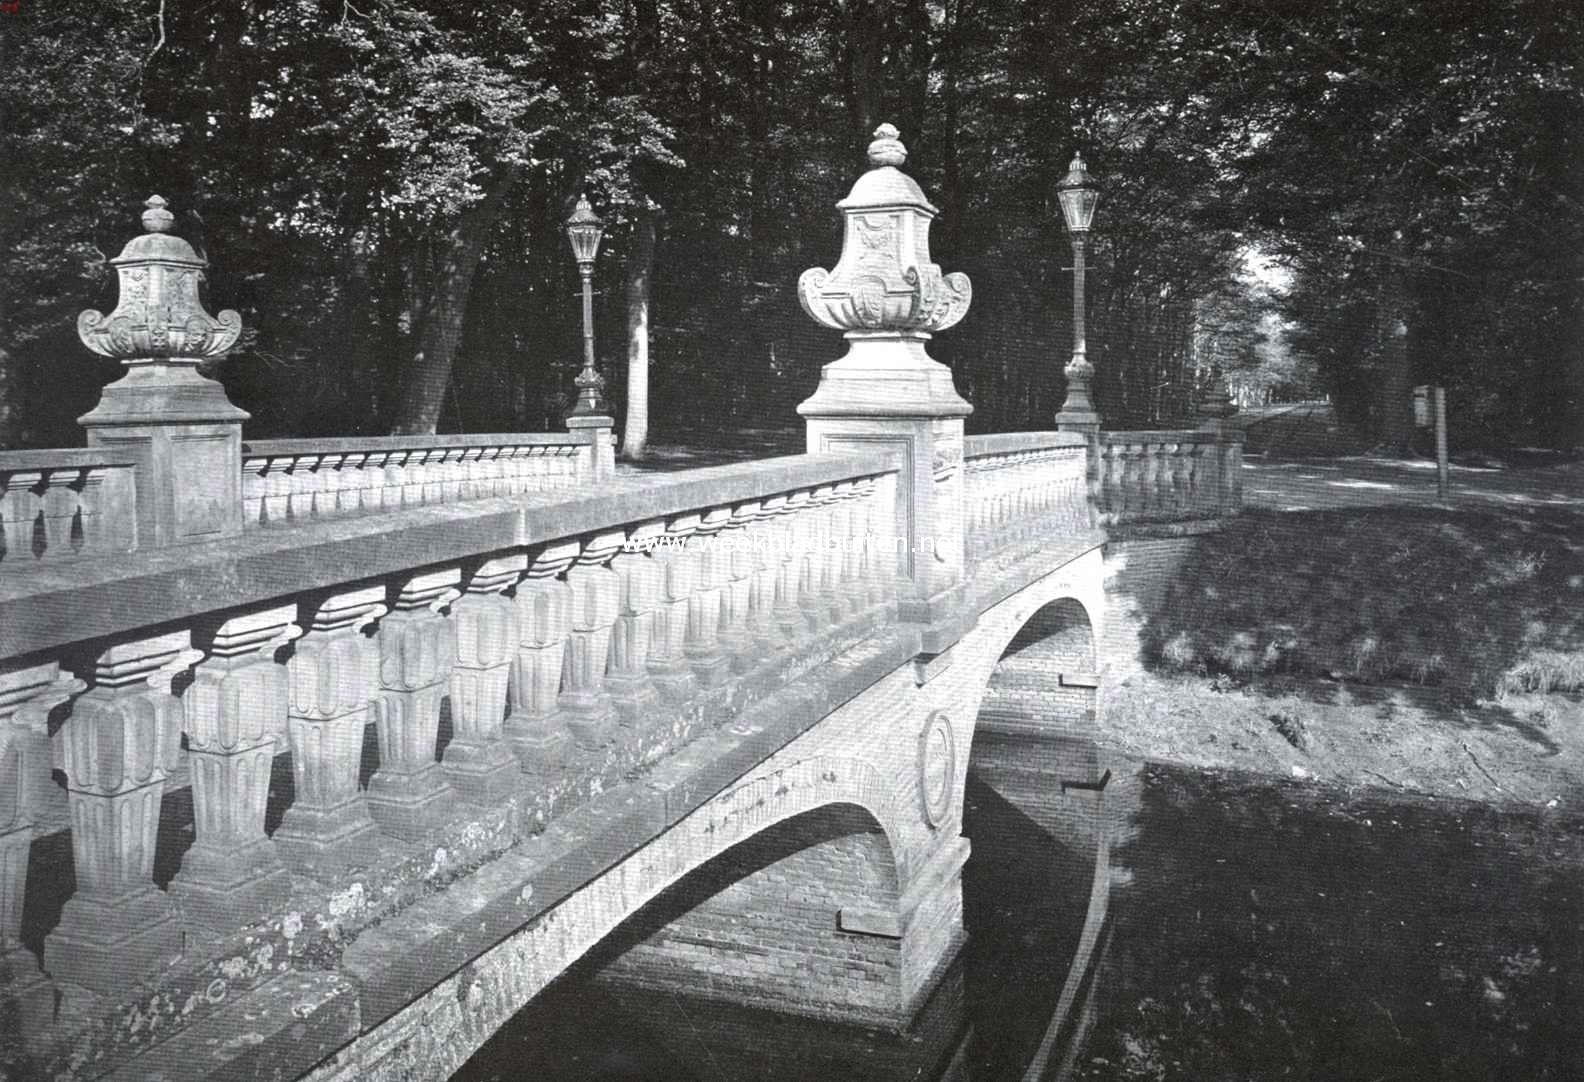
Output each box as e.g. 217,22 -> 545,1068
78,196 -> 242,363
798,125 -> 971,337
918,709 -> 957,828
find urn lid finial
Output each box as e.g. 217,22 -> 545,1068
866,124 -> 907,168
140,195 -> 176,234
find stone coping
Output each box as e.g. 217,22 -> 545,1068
0,450 -> 901,661
963,431 -> 1087,457
0,448 -> 140,471
241,432 -> 590,457
1098,428 -> 1245,444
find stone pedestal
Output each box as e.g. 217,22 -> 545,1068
369,572 -> 458,838
507,557 -> 576,775
172,606 -> 299,934
566,413 -> 616,483
444,558 -> 522,805
45,632 -> 195,994
560,532 -> 623,749
276,588 -> 383,879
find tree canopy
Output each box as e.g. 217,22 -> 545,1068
2,0 -> 1578,449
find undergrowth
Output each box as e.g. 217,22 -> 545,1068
1141,506 -> 1584,701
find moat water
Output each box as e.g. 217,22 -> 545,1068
455,736 -> 1584,1081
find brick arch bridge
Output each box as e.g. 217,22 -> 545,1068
0,129 -> 1240,1081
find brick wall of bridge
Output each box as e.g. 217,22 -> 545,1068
589,803 -> 901,1024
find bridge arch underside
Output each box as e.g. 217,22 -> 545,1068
579,802 -> 905,1027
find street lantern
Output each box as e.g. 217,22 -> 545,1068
1056,154 -> 1099,235
1054,153 -> 1101,434
565,193 -> 607,418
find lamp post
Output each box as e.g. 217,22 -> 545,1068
565,193 -> 607,419
1054,154 -> 1100,434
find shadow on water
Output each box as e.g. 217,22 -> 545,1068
1078,761 -> 1584,1081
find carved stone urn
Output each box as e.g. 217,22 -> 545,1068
796,124 -> 973,417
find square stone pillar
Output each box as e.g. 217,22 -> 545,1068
507,543 -> 578,775
45,631 -> 197,994
800,349 -> 971,654
172,606 -> 299,934
275,587 -> 384,879
444,556 -> 524,805
368,571 -> 459,838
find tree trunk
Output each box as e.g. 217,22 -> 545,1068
1372,233 -> 1414,453
389,165 -> 521,435
623,211 -> 657,458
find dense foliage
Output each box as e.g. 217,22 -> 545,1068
1,0 -> 1578,449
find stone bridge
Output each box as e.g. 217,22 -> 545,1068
0,128 -> 1241,1080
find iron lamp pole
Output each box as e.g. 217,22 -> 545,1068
1054,154 -> 1101,434
565,193 -> 607,418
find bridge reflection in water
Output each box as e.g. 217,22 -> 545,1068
452,727 -> 1115,1082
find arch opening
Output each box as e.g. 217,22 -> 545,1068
450,801 -> 955,1081
961,595 -> 1111,1080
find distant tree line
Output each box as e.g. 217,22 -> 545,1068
2,0 -> 1578,452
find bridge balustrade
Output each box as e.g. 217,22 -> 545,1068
0,441 -> 902,1064
962,432 -> 1093,563
0,451 -> 140,564
1094,429 -> 1243,528
241,435 -> 594,527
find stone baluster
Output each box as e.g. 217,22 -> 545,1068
445,556 -> 523,803
815,484 -> 851,626
776,491 -> 817,642
561,531 -> 624,749
846,477 -> 881,612
648,516 -> 701,702
0,663 -> 79,829
608,525 -> 663,725
172,606 -> 299,933
0,663 -> 81,1024
685,508 -> 733,687
1,717 -> 50,1027
367,570 -> 459,838
46,632 -> 198,993
747,496 -> 788,655
275,586 -> 385,878
719,502 -> 760,672
507,542 -> 577,774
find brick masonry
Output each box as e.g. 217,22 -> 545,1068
287,544 -> 1107,1081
